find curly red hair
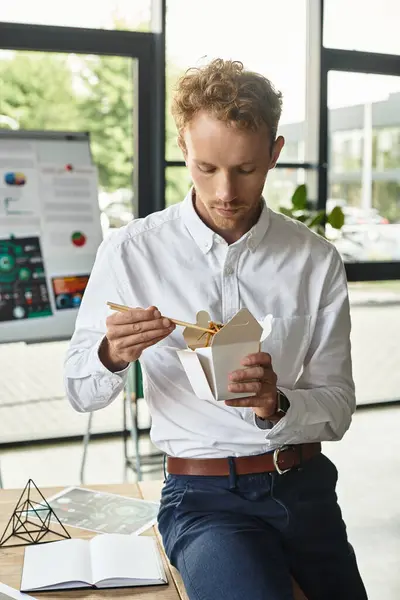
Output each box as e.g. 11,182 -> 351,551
171,58 -> 283,144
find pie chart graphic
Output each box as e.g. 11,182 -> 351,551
71,231 -> 87,248
4,171 -> 26,186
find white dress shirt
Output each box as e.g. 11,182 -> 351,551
65,191 -> 355,458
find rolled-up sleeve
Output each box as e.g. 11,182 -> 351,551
263,249 -> 355,445
64,235 -> 131,413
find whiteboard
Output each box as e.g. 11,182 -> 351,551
0,131 -> 103,343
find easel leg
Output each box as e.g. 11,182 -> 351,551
129,395 -> 142,481
80,412 -> 93,484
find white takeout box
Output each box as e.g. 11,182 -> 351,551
177,308 -> 272,401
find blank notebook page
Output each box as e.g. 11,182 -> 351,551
90,534 -> 163,584
22,538 -> 92,589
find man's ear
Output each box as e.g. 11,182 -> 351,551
177,136 -> 187,162
269,136 -> 285,169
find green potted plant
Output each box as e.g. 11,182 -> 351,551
279,184 -> 345,237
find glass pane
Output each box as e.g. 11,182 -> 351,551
0,49 -> 137,439
324,0 -> 400,55
349,281 -> 400,404
166,0 -> 307,162
0,50 -> 136,236
165,166 -> 192,207
0,0 -> 152,31
263,168 -> 306,213
327,71 -> 400,262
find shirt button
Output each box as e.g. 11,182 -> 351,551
225,267 -> 234,276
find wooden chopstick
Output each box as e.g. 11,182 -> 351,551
106,302 -> 216,335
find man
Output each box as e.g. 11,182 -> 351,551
65,59 -> 367,599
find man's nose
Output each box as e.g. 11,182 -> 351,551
216,175 -> 237,203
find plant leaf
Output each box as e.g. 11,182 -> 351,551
327,206 -> 345,229
279,206 -> 294,217
295,214 -> 308,223
291,184 -> 307,210
307,211 -> 325,229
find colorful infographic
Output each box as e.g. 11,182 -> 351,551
0,236 -> 52,322
52,274 -> 89,310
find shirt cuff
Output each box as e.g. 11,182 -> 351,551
244,393 -> 301,438
93,337 -> 131,378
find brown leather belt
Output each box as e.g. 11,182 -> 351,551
167,443 -> 321,476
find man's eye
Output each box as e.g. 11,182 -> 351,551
198,166 -> 216,174
238,168 -> 255,175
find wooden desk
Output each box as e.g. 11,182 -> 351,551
0,481 -> 306,600
0,483 -> 182,600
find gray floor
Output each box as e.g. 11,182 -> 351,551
324,405 -> 400,600
1,403 -> 399,600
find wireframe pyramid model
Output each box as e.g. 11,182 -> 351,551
0,479 -> 71,548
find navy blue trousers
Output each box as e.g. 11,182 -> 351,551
158,453 -> 367,600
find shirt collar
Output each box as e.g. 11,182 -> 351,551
245,199 -> 270,253
181,188 -> 215,254
180,188 -> 270,254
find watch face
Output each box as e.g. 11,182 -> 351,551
277,391 -> 290,413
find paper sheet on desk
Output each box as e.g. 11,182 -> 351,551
44,486 -> 159,535
0,582 -> 37,599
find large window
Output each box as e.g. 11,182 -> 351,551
322,1 -> 400,407
0,50 -> 136,235
324,0 -> 400,55
166,0 -> 307,160
165,0 -> 316,207
326,72 -> 400,262
0,22 -> 157,441
0,0 -> 152,31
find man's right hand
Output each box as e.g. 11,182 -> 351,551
99,306 -> 176,372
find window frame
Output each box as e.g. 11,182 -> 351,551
319,1 -> 400,280
0,19 -> 165,218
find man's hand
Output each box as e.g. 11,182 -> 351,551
99,306 -> 175,372
225,352 -> 280,422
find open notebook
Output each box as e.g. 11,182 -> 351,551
20,534 -> 167,592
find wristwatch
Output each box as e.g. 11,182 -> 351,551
255,389 -> 290,429
275,389 -> 290,417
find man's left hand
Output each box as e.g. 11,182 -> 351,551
226,352 -> 280,421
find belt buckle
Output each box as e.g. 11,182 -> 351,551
273,445 -> 292,475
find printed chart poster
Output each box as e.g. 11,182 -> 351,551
52,274 -> 89,310
0,236 -> 52,322
46,487 -> 159,535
